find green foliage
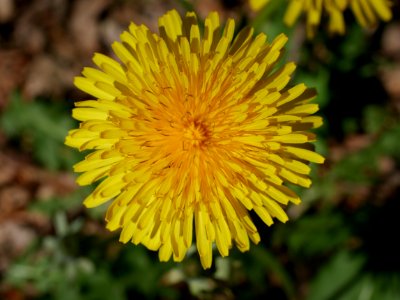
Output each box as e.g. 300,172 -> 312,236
308,250 -> 366,300
279,212 -> 351,258
230,246 -> 295,299
362,105 -> 387,134
332,122 -> 400,183
335,25 -> 368,72
0,92 -> 82,170
29,188 -> 92,217
252,0 -> 290,38
308,252 -> 400,300
5,211 -> 176,300
295,67 -> 330,108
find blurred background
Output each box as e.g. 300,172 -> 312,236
0,0 -> 400,299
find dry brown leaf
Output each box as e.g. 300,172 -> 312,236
0,50 -> 28,108
69,0 -> 111,56
0,0 -> 14,23
381,64 -> 400,99
0,221 -> 35,271
22,55 -> 62,99
382,22 -> 400,60
0,186 -> 29,220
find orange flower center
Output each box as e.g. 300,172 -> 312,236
182,117 -> 210,148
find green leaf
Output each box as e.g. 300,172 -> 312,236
295,67 -> 330,108
285,212 -> 351,257
0,92 -> 82,170
362,105 -> 386,134
232,246 -> 295,299
308,250 -> 366,300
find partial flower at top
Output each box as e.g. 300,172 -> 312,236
283,0 -> 393,38
349,0 -> 393,28
284,0 -> 349,38
249,0 -> 271,11
65,10 -> 324,269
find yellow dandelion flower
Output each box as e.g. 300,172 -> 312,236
349,0 -> 392,29
65,10 -> 324,269
284,0 -> 347,38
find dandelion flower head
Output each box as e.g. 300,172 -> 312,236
65,10 -> 324,269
